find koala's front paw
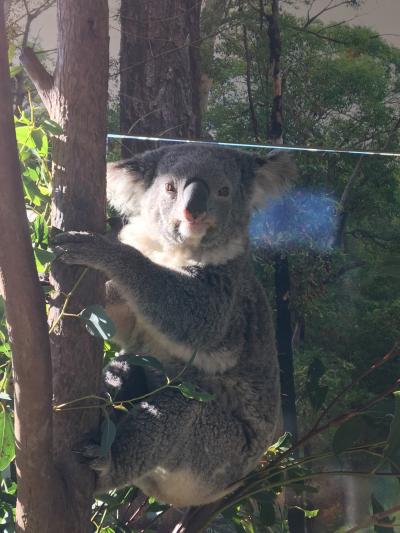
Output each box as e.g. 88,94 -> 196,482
76,442 -> 112,476
52,231 -> 110,269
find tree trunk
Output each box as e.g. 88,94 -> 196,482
199,0 -> 229,117
264,1 -> 304,530
21,1 -> 109,531
0,2 -> 63,530
265,0 -> 283,144
119,0 -> 202,156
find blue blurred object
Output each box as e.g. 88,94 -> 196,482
250,190 -> 337,250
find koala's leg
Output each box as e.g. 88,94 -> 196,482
103,355 -> 149,402
88,388 -> 260,506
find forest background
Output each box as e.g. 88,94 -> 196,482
1,0 -> 400,532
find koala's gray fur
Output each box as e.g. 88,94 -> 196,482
54,144 -> 296,507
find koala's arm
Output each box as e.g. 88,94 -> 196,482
54,232 -> 235,350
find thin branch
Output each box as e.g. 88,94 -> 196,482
345,502 -> 400,533
303,0 -> 353,29
20,46 -> 54,111
311,341 -> 400,434
285,23 -> 348,45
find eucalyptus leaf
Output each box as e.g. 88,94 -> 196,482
293,506 -> 319,519
34,248 -> 56,273
42,119 -> 64,136
176,381 -> 215,402
15,126 -> 34,148
268,432 -> 292,452
125,354 -> 164,373
79,305 -> 116,340
23,179 -> 43,206
9,65 -> 22,78
32,215 -> 49,246
0,407 -> 15,471
99,417 -> 117,457
0,343 -> 10,355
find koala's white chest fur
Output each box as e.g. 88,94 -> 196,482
119,216 -> 245,269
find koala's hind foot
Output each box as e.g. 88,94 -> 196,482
75,442 -> 112,476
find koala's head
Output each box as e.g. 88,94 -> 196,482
107,144 -> 296,255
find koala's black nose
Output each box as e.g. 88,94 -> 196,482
182,180 -> 209,221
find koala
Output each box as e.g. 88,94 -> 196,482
54,143 -> 296,507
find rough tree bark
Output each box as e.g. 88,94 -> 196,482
0,2 -> 63,530
119,0 -> 202,155
199,0 -> 229,117
21,1 -> 109,531
239,0 -> 260,141
265,0 -> 283,144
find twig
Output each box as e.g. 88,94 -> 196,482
48,268 -> 88,334
344,502 -> 400,533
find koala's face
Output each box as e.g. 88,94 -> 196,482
107,144 -> 296,252
141,146 -> 248,249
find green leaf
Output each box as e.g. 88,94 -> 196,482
23,167 -> 40,182
0,406 -> 15,470
125,354 -> 164,373
99,416 -> 117,457
9,65 -> 22,78
382,391 -> 400,468
332,415 -> 368,456
79,305 -> 116,340
34,247 -> 56,273
268,432 -> 292,452
176,381 -> 215,402
112,404 -> 128,413
42,119 -> 64,136
15,126 -> 34,147
292,506 -> 319,519
0,343 -> 10,355
31,129 -> 47,157
23,178 -> 43,206
32,215 -> 49,246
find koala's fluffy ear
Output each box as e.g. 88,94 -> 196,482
107,149 -> 163,217
251,151 -> 297,208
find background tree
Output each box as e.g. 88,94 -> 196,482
119,0 -> 202,156
6,0 -> 56,110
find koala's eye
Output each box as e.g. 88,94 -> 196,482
165,182 -> 176,193
218,186 -> 230,197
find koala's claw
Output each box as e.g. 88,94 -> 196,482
52,231 -> 109,267
76,443 -> 111,475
